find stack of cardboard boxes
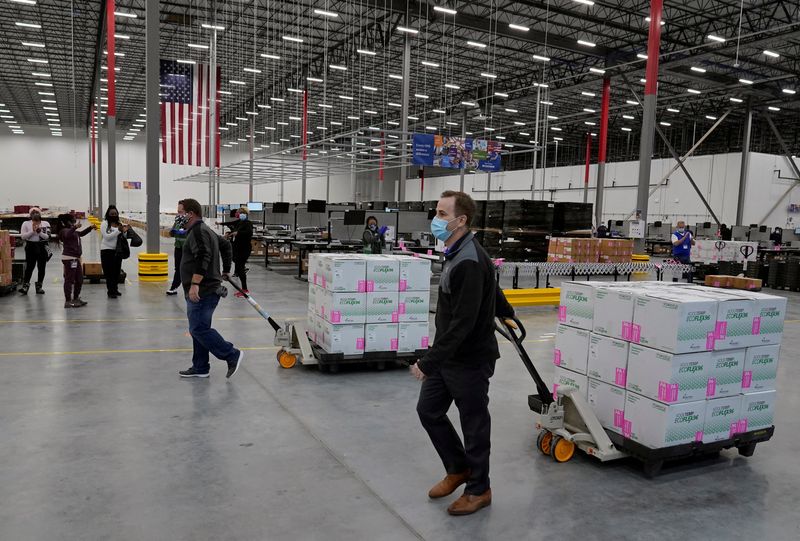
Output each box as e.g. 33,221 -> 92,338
547,238 -> 634,264
306,254 -> 431,355
0,230 -> 12,286
693,240 -> 758,264
555,281 -> 785,449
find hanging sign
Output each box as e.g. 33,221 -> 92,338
122,181 -> 142,190
411,133 -> 502,172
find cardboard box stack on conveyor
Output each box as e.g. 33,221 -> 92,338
554,281 -> 786,449
0,230 -> 13,286
306,254 -> 431,355
547,238 -> 634,264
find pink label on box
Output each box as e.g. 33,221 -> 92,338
322,276 -> 327,288
558,306 -> 567,322
695,431 -> 704,443
391,312 -> 399,323
320,306 -> 326,317
313,272 -> 318,285
356,338 -> 365,350
331,311 -> 341,323
742,370 -> 752,389
614,409 -> 624,428
399,240 -> 405,248
752,317 -> 761,335
729,422 -> 739,438
658,381 -> 679,403
427,249 -> 433,256
553,349 -> 562,366
615,367 -> 627,387
413,253 -> 420,258
715,321 -> 728,340
366,280 -> 375,292
631,324 -> 641,343
421,336 -> 429,348
398,303 -> 406,315
390,338 -> 398,351
399,279 -> 408,292
552,384 -> 559,401
737,419 -> 748,433
706,332 -> 716,350
706,377 -> 717,397
622,420 -> 632,439
621,321 -> 632,341
358,280 -> 367,293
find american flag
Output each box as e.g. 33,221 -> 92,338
160,59 -> 220,166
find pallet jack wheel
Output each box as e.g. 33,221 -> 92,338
536,430 -> 553,456
277,350 -> 297,369
550,435 -> 576,463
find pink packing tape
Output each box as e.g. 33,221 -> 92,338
742,370 -> 752,389
358,280 -> 367,293
399,279 -> 407,292
706,332 -> 716,350
613,409 -> 624,428
695,431 -> 704,443
706,378 -> 717,398
715,321 -> 728,340
553,349 -> 562,366
331,311 -> 341,323
366,281 -> 375,292
398,303 -> 406,315
391,312 -> 399,323
737,419 -> 748,433
421,336 -> 429,348
552,384 -> 559,401
621,321 -> 632,341
631,324 -> 641,343
658,381 -> 679,403
622,420 -> 632,439
390,338 -> 398,351
427,249 -> 433,256
729,422 -> 739,438
615,368 -> 627,387
752,317 -> 761,335
356,338 -> 365,350
558,306 -> 567,322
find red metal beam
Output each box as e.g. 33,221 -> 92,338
599,77 -> 611,165
106,0 -> 116,116
644,0 -> 663,97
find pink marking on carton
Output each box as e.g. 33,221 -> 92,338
715,321 -> 728,340
421,336 -> 429,348
553,349 -> 562,366
313,272 -> 318,285
558,306 -> 567,323
390,338 -> 398,351
427,249 -> 433,256
741,370 -> 752,389
613,409 -> 624,428
358,280 -> 367,293
695,431 -> 704,443
399,279 -> 408,292
398,303 -> 406,315
752,317 -> 761,335
413,253 -> 420,258
737,419 -> 748,433
399,240 -> 405,248
391,312 -> 399,323
552,384 -> 559,401
331,311 -> 341,323
706,332 -> 716,350
621,321 -> 632,341
658,381 -> 679,403
320,306 -> 326,317
366,280 -> 375,292
356,338 -> 365,350
614,368 -> 627,387
321,276 -> 327,288
729,422 -> 739,438
622,420 -> 632,439
706,377 -> 717,398
631,324 -> 641,343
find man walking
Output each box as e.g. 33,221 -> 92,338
671,220 -> 696,283
411,190 -> 514,516
178,198 -> 244,379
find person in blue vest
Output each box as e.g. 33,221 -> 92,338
671,220 -> 695,282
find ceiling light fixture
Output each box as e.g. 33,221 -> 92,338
508,23 -> 529,31
583,108 -> 596,113
229,80 -> 246,85
505,108 -> 518,113
707,34 -> 726,43
621,127 -> 632,132
388,102 -> 401,107
690,66 -> 706,73
433,109 -> 446,114
494,92 -> 509,97
313,8 -> 338,17
357,49 -> 376,56
177,59 -> 196,65
666,108 -> 680,113
467,41 -> 486,48
339,95 -> 354,100
687,88 -> 701,94
329,64 -> 347,71
768,106 -> 781,112
114,11 -> 137,18
660,122 -> 671,126
421,61 -> 440,68
541,101 -> 554,106
115,34 -> 130,39
282,35 -> 304,43
581,91 -> 596,97
243,67 -> 261,73
444,83 -> 460,89
461,101 -> 477,106
739,78 -> 754,85
433,6 -> 457,15
533,55 -> 551,62
782,88 -> 796,95
729,97 -> 743,103
589,67 -> 605,74
261,53 -> 280,60
388,74 -> 403,80
397,26 -> 419,34
15,22 -> 42,28
577,39 -> 596,47
22,41 -> 45,47
414,93 -> 429,99
480,72 -> 497,79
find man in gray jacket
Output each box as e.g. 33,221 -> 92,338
178,198 -> 243,379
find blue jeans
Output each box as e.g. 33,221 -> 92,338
186,293 -> 239,373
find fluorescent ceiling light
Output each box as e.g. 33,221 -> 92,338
245,111 -> 258,116
27,58 -> 48,64
577,39 -> 596,47
519,132 -> 530,136
15,22 -> 42,28
739,78 -> 754,85
243,67 -> 261,73
319,103 -> 332,108
622,115 -> 635,119
636,53 -> 648,60
269,97 -> 284,102
34,83 -> 53,87
425,126 -> 437,130
330,121 -> 343,126
408,115 -> 419,120
307,77 -> 323,82
217,90 -> 232,95
256,104 -> 271,109
505,108 -> 518,113
705,115 -> 717,120
276,121 -> 288,126
446,121 -> 458,126
397,26 -> 419,34
282,35 -> 304,43
707,34 -> 726,43
763,50 -> 780,58
37,91 -> 54,95
533,55 -> 550,62
414,93 -> 429,99
480,72 -> 497,79
639,78 -> 647,83
265,126 -> 276,130
177,59 -> 196,65
313,9 -> 338,17
690,66 -> 706,73
645,16 -> 666,25
508,23 -> 529,32
389,74 -> 403,80
316,127 -> 328,131
11,0 -> 37,5
768,106 -> 781,112
660,122 -> 671,126
22,41 -> 45,47
115,34 -> 130,40
584,121 -> 596,126
583,108 -> 596,113
329,64 -> 347,71
388,121 -> 400,126
541,101 -> 554,106
625,100 -> 638,105
229,80 -> 246,86
364,109 -> 378,114
729,97 -> 743,103
494,92 -> 509,97
687,88 -> 701,94
115,11 -> 137,18
433,6 -> 457,15
288,116 -> 301,121
261,53 -> 280,60
357,49 -> 376,56
421,61 -> 440,68
225,122 -> 238,126
445,83 -> 460,89
782,88 -> 796,95
339,95 -> 354,100
388,102 -> 401,107
666,108 -> 680,113
348,116 -> 360,120
362,85 -> 378,91
467,41 -> 486,48
581,91 -> 596,97
574,0 -> 595,5
287,88 -> 303,93
621,127 -> 632,132
589,67 -> 605,74
31,72 -> 50,77
461,101 -> 477,106
551,127 -> 562,131
433,109 -> 446,114
514,122 -> 525,126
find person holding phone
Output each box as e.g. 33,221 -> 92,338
57,213 -> 95,308
19,207 -> 51,295
101,205 -> 127,298
671,220 -> 696,283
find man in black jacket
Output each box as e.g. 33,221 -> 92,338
178,198 -> 243,379
412,190 -> 514,516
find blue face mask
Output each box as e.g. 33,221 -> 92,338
677,228 -> 685,234
431,217 -> 458,242
239,213 -> 248,221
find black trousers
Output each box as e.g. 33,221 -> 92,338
170,245 -> 183,290
23,242 -> 48,284
234,247 -> 252,290
417,359 -> 495,495
100,249 -> 123,294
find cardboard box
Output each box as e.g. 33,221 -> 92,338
739,390 -> 777,433
632,289 -> 718,353
730,291 -> 787,346
742,345 -> 780,392
320,256 -> 367,292
558,282 -> 597,330
685,287 -> 758,350
702,396 -> 742,443
707,349 -> 745,398
588,378 -> 627,434
318,320 -> 365,355
317,289 -> 366,324
397,290 -> 430,323
588,333 -> 630,387
398,322 -> 430,352
365,323 -> 399,352
83,262 -> 103,276
627,344 -> 712,403
397,257 -> 431,291
705,275 -> 733,288
365,291 -> 399,323
553,366 -> 588,401
593,287 -> 636,341
364,255 -> 400,292
554,324 -> 590,374
307,283 -> 320,315
623,393 -> 706,448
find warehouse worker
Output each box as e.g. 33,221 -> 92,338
178,198 -> 243,379
411,190 -> 514,517
217,207 -> 254,296
19,207 -> 51,295
166,201 -> 189,296
672,220 -> 696,283
362,215 -> 387,254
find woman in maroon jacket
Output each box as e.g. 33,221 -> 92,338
57,214 -> 96,308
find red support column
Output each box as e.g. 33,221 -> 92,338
595,76 -> 611,224
106,1 -> 116,117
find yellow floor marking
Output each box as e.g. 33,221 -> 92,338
0,345 -> 279,357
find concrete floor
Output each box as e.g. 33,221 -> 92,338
1,234 -> 800,541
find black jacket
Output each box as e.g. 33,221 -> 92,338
181,220 -> 233,298
417,232 -> 514,375
220,219 -> 254,258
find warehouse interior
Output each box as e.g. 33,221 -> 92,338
1,1 -> 800,540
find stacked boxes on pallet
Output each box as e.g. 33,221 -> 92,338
546,238 -> 634,264
307,254 -> 431,355
0,230 -> 13,286
555,281 -> 785,448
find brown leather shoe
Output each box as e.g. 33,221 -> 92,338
428,470 -> 471,499
447,489 -> 492,516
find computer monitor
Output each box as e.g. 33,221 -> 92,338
343,210 -> 366,226
307,199 -> 326,213
247,201 -> 264,212
272,202 -> 290,214
427,209 -> 437,220
795,227 -> 800,235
